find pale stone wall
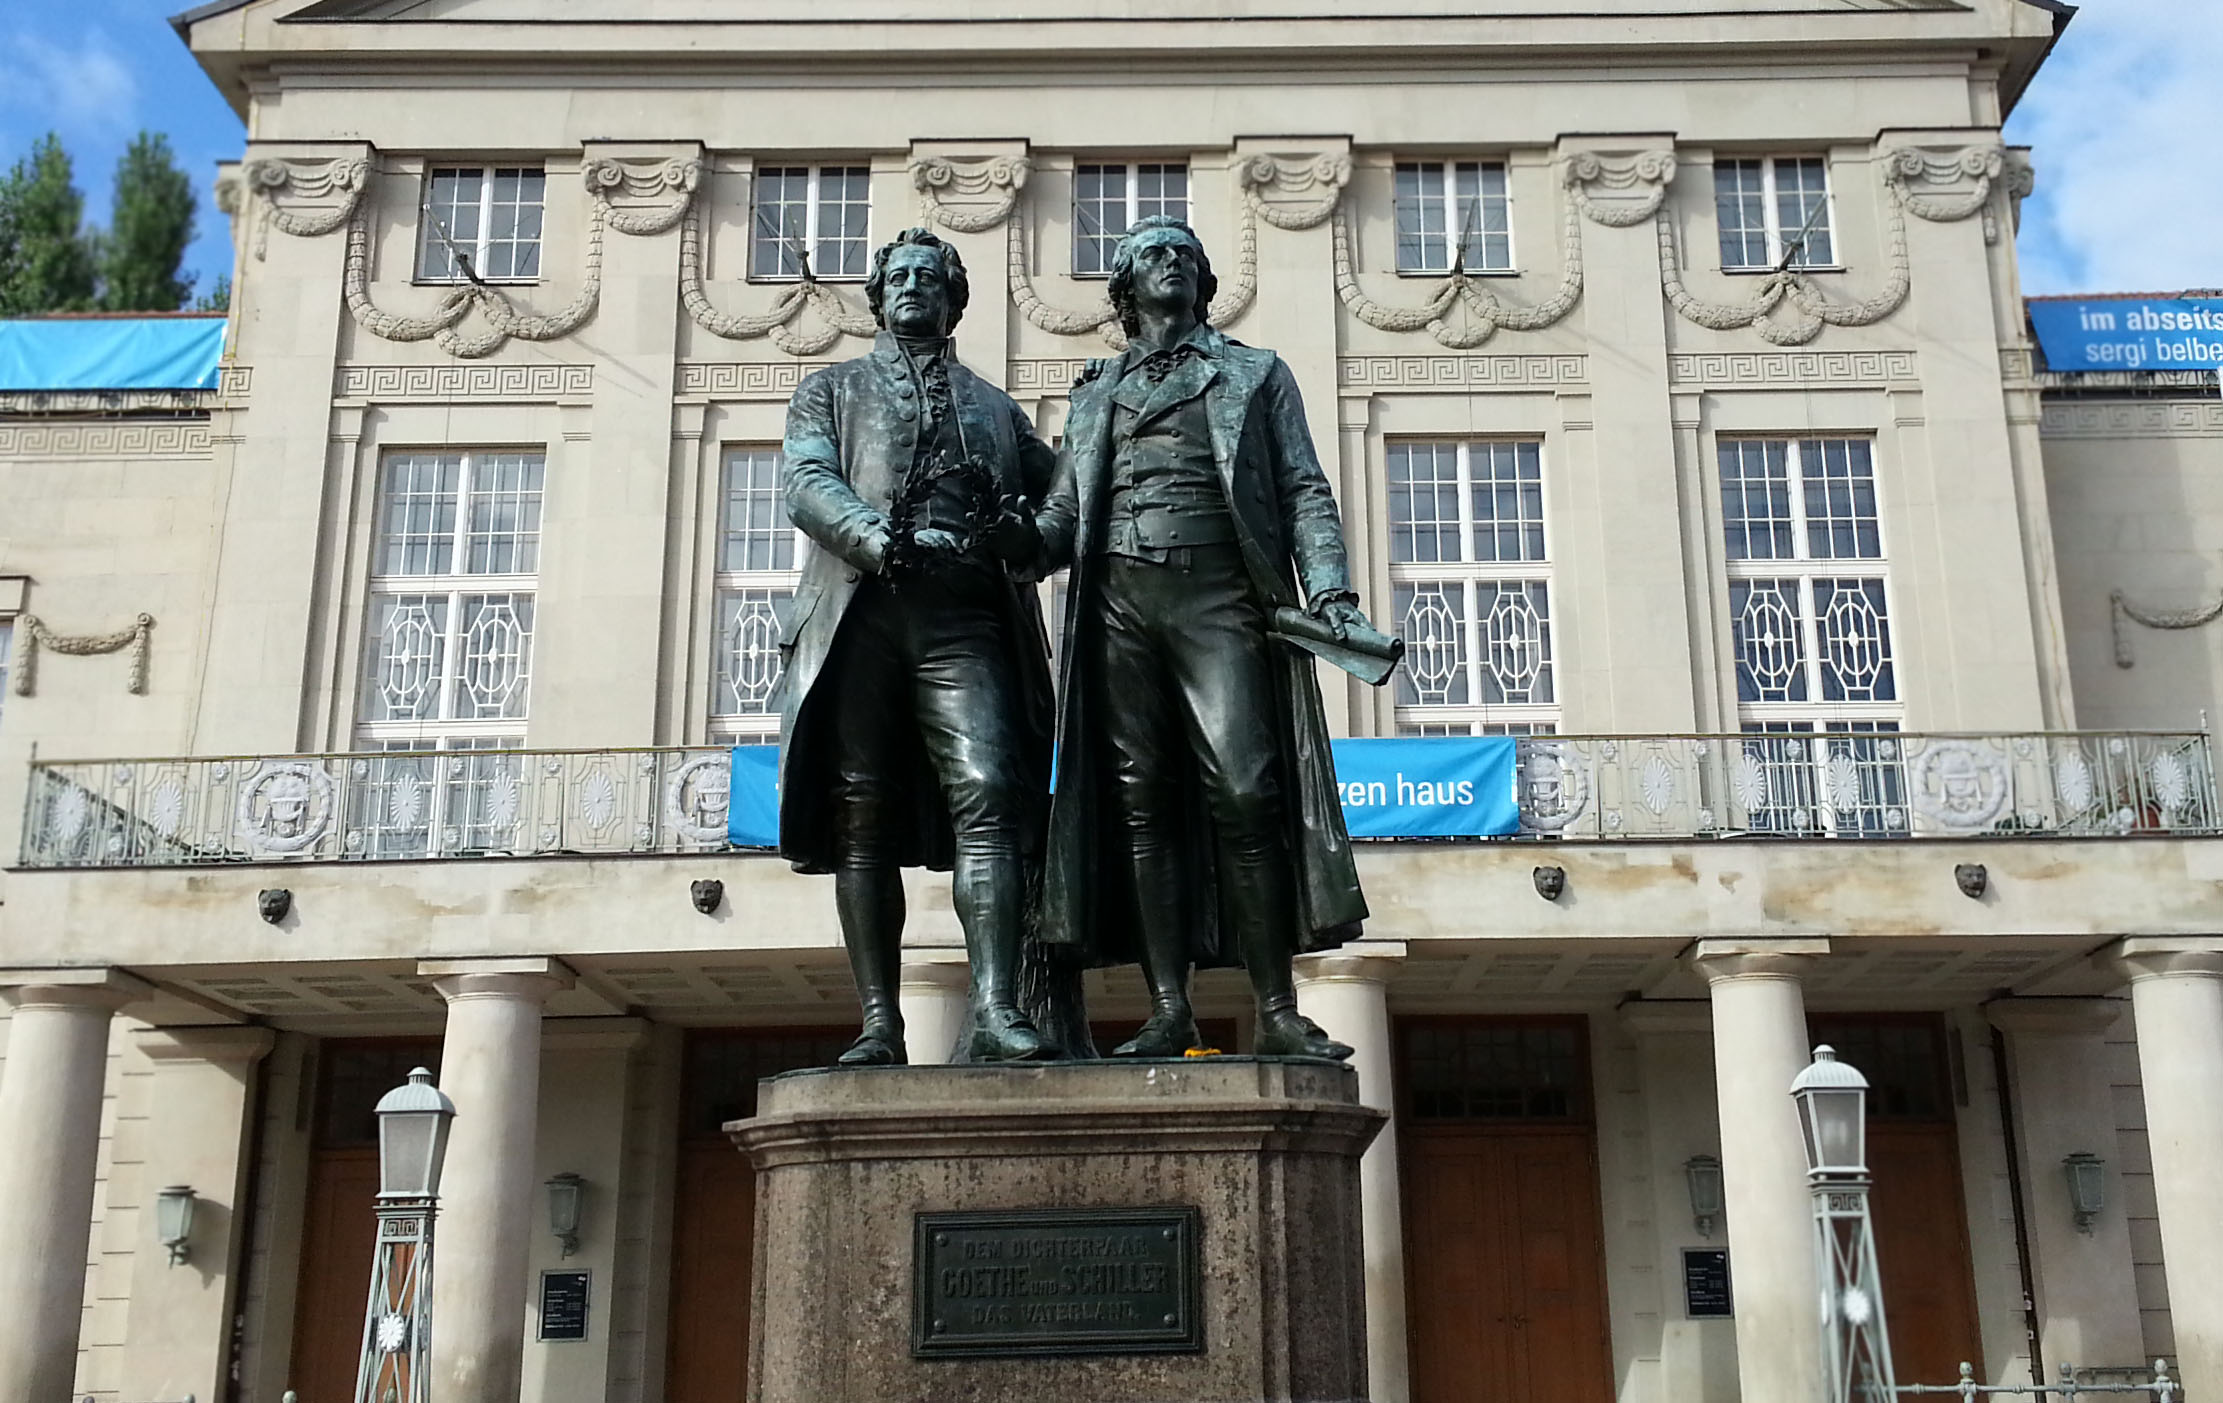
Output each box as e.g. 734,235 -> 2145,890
2107,1010 -> 2176,1364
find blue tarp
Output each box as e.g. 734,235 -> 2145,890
2029,297 -> 2223,373
0,316 -> 226,391
727,736 -> 1521,848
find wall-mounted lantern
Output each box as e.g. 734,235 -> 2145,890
1684,1154 -> 1725,1239
155,1184 -> 197,1266
546,1172 -> 586,1257
2063,1152 -> 2106,1234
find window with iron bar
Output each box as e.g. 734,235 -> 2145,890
417,167 -> 545,284
1072,163 -> 1190,277
1393,160 -> 1513,275
1714,156 -> 1835,271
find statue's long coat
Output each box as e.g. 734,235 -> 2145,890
1036,326 -> 1367,966
774,333 -> 1058,874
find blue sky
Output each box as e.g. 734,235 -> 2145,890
0,0 -> 2214,304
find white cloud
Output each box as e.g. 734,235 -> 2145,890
2008,0 -> 2223,295
0,27 -> 141,148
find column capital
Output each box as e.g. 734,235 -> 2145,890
2105,937 -> 2223,983
131,1025 -> 277,1065
0,966 -> 151,1012
1984,996 -> 2130,1037
899,954 -> 970,995
421,956 -> 575,1004
1688,938 -> 1830,984
1296,941 -> 1408,986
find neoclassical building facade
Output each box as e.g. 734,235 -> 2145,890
5,1 -> 2223,1401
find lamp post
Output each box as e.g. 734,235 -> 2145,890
356,1067 -> 455,1403
1792,1045 -> 1896,1403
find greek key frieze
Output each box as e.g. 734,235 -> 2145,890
675,361 -> 840,399
334,364 -> 595,402
2040,400 -> 2223,440
0,421 -> 214,459
1666,351 -> 1919,387
1334,355 -> 1589,391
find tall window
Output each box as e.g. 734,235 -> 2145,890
417,167 -> 545,283
1715,157 -> 1833,270
1388,440 -> 1556,735
751,167 -> 870,280
0,618 -> 12,731
711,448 -> 804,742
1394,161 -> 1512,275
1721,437 -> 1901,833
1073,163 -> 1189,276
354,451 -> 543,856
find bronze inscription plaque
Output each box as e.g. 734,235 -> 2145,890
912,1207 -> 1202,1358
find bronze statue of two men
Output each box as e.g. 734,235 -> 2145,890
776,218 -> 1377,1067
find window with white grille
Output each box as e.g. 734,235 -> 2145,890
1387,440 -> 1557,736
417,167 -> 546,283
711,448 -> 803,741
1714,156 -> 1834,271
1394,161 -> 1512,275
1073,163 -> 1190,277
359,451 -> 541,745
751,166 -> 871,281
1720,436 -> 1903,833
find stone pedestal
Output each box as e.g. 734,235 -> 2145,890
729,1058 -> 1385,1403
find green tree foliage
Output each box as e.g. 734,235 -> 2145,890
0,134 -> 98,316
192,273 -> 231,314
99,133 -> 197,312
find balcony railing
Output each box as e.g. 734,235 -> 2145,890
14,731 -> 2218,870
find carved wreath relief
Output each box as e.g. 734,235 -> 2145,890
230,141 -> 2018,359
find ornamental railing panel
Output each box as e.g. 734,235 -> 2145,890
15,732 -> 2216,869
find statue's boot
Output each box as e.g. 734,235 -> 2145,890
957,853 -> 1055,1063
1225,820 -> 1353,1062
1111,1007 -> 1202,1058
1254,1008 -> 1353,1061
835,862 -> 909,1067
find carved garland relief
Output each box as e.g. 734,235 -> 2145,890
238,142 -> 2016,361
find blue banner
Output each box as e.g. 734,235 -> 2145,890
0,315 -> 226,391
1330,737 -> 1520,838
728,745 -> 782,847
2028,297 -> 2223,373
728,736 -> 1519,847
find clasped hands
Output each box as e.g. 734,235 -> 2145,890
860,493 -> 1041,575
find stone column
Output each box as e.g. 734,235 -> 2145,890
120,1025 -> 277,1403
424,957 -> 575,1403
0,967 -> 147,1403
1690,938 -> 1828,1403
1297,942 -> 1408,1403
898,955 -> 970,1065
2109,938 -> 2223,1397
1984,998 -> 2144,1371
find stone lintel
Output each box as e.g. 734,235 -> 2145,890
1983,996 -> 2130,1038
541,1016 -> 651,1053
132,1025 -> 278,1065
1617,998 -> 1714,1037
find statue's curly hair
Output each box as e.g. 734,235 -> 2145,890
864,227 -> 971,332
1107,215 -> 1217,337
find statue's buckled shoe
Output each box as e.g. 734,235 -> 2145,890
837,1025 -> 908,1067
1111,1009 -> 1202,1059
1254,1012 -> 1353,1062
969,1005 -> 1055,1063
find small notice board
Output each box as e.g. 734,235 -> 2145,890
539,1270 -> 592,1342
1682,1248 -> 1733,1318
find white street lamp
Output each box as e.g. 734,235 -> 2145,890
1792,1045 -> 1896,1403
357,1067 -> 455,1403
154,1185 -> 197,1267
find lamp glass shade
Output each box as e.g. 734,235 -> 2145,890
1790,1045 -> 1870,1175
375,1067 -> 457,1198
1684,1155 -> 1725,1219
154,1185 -> 196,1253
546,1173 -> 584,1239
2063,1153 -> 2107,1217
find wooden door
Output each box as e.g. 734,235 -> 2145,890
1401,1018 -> 1614,1403
288,1039 -> 442,1403
664,1029 -> 852,1403
1810,1015 -> 1983,1386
